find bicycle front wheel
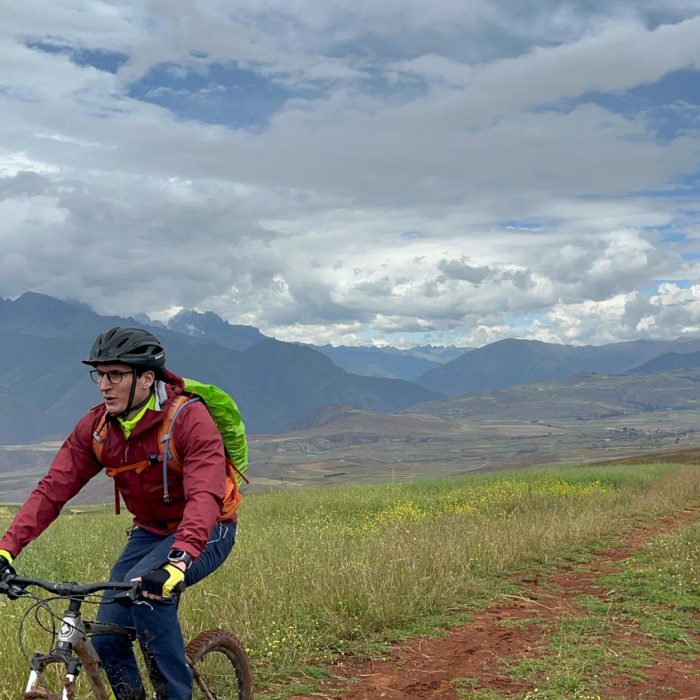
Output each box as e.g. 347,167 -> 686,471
186,628 -> 253,700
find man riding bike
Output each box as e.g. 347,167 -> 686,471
0,326 -> 243,699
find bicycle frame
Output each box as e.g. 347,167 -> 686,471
2,575 -> 137,700
24,602 -> 136,699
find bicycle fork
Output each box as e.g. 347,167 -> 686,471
24,607 -> 117,700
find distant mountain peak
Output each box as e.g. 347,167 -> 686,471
15,291 -> 76,308
166,309 -> 267,351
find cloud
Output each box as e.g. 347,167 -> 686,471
1,2 -> 700,347
437,257 -> 492,284
530,283 -> 700,344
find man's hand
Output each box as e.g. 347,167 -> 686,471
0,549 -> 15,580
139,563 -> 185,599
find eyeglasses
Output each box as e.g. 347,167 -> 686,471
89,369 -> 133,384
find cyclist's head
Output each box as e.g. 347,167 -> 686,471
83,327 -> 166,417
83,327 -> 166,371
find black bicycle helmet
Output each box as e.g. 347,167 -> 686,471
82,327 -> 166,369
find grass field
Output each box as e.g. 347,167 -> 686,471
0,461 -> 697,698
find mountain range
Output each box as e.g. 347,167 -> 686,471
3,291 -> 700,447
0,293 -> 438,442
417,336 -> 700,395
167,309 -> 468,380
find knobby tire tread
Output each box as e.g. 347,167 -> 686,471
185,628 -> 253,700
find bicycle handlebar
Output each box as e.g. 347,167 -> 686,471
0,573 -> 141,600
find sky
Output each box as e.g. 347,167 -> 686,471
1,1 -> 700,348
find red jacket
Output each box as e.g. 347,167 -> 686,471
0,371 -> 229,561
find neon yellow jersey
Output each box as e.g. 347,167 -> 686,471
117,394 -> 156,439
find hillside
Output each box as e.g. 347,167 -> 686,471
239,368 -> 700,490
630,350 -> 700,373
412,369 -> 700,420
283,485 -> 700,700
417,337 -> 700,395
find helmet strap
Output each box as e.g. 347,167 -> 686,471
119,369 -> 154,419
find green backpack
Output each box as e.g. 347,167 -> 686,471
183,378 -> 248,483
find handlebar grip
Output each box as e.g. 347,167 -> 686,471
0,576 -> 27,600
0,574 -> 141,598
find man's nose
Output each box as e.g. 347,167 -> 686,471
98,374 -> 112,389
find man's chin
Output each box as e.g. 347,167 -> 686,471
103,401 -> 124,415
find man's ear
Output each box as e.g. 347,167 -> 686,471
141,370 -> 156,388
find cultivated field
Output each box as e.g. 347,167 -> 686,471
0,461 -> 697,698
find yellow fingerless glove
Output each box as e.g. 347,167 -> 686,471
141,563 -> 185,597
0,548 -> 15,579
162,563 -> 185,597
0,549 -> 13,565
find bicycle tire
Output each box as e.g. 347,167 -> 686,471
23,690 -> 59,700
186,628 -> 253,700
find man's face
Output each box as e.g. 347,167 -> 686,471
94,363 -> 154,416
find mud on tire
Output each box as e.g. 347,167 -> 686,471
186,628 -> 253,700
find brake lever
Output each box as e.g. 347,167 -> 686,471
113,583 -> 150,609
6,584 -> 27,600
0,581 -> 27,600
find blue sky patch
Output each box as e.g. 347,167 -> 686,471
658,231 -> 688,243
25,39 -> 129,74
504,312 -> 548,329
651,279 -> 692,289
546,69 -> 700,143
126,61 -> 316,128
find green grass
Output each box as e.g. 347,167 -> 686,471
0,462 -> 697,698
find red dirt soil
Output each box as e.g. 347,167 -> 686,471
288,508 -> 700,700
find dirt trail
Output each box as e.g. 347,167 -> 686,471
288,508 -> 700,700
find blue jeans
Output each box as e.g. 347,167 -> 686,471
92,522 -> 236,700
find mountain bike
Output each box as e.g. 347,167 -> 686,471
0,573 -> 253,699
